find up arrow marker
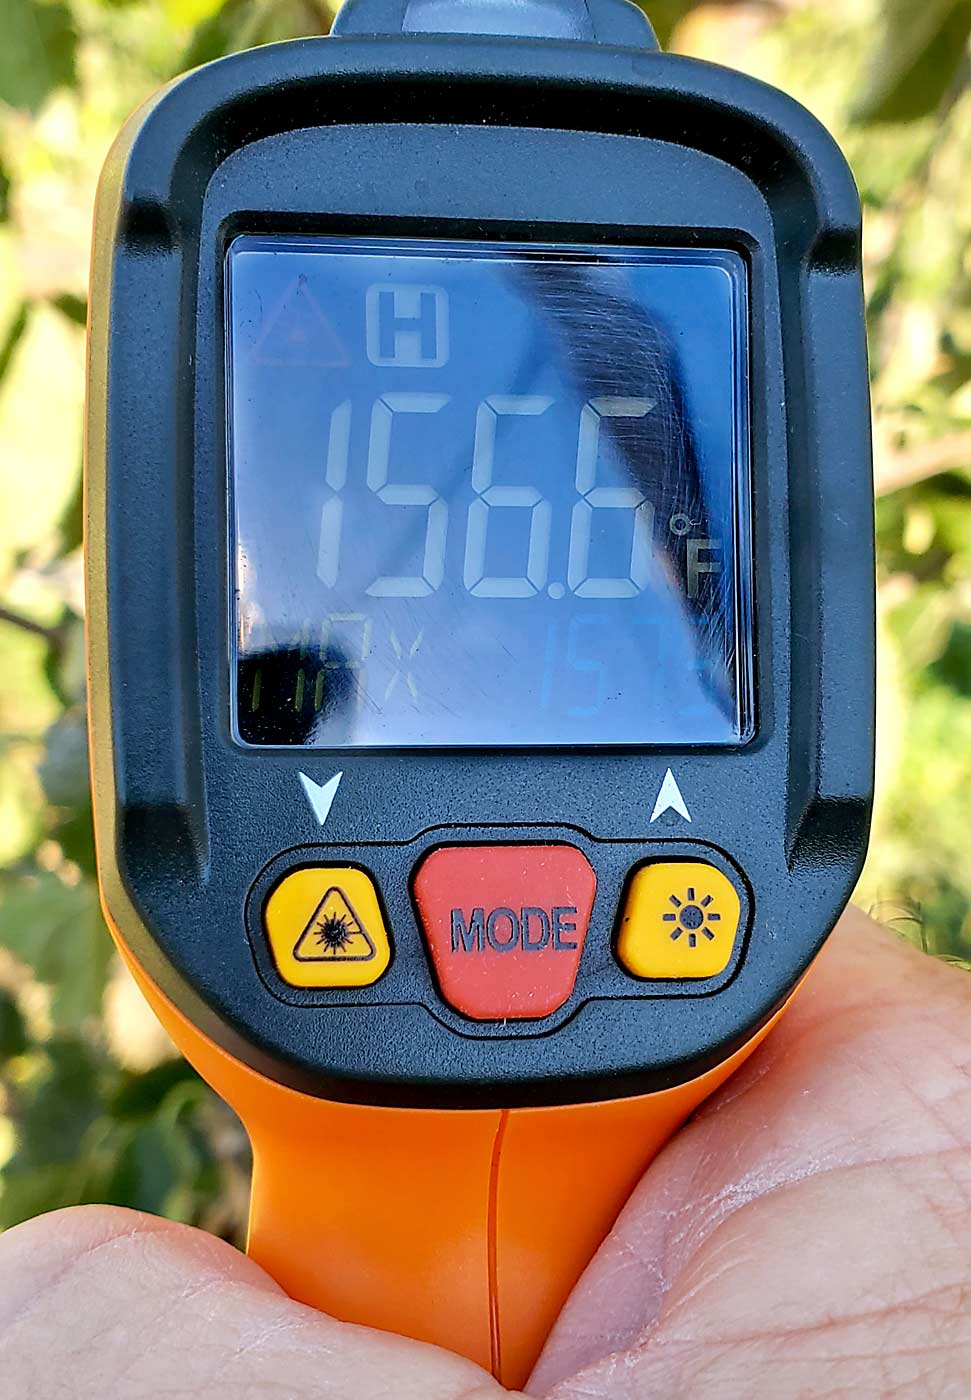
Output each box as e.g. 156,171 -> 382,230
298,771 -> 343,826
650,768 -> 692,824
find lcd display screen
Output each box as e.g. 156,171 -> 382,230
228,236 -> 752,747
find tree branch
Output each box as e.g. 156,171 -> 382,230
874,429 -> 971,496
0,605 -> 60,644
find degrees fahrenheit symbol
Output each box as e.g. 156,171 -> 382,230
650,768 -> 692,823
298,771 -> 343,826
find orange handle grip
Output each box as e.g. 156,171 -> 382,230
113,932 -> 780,1387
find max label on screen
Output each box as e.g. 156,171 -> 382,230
450,906 -> 579,953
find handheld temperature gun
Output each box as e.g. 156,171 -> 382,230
85,0 -> 874,1384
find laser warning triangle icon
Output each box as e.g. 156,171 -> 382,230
252,275 -> 350,368
293,887 -> 377,962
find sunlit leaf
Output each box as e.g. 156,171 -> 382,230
164,0 -> 225,28
0,302 -> 85,566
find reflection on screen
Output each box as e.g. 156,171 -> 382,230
228,236 -> 752,747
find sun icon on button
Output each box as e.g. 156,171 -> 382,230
663,885 -> 722,948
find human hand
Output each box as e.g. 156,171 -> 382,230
2,907 -> 969,1398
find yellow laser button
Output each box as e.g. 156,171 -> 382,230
263,867 -> 392,989
615,862 -> 742,980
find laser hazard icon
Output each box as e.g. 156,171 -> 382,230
294,887 -> 376,962
252,275 -> 350,368
262,866 -> 392,988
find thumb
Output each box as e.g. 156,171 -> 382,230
0,1205 -> 512,1400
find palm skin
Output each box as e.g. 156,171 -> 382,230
2,907 -> 970,1399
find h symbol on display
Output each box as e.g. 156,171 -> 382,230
366,284 -> 449,367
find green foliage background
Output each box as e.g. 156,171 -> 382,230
0,0 -> 969,1236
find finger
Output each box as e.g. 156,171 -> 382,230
0,1205 -> 512,1400
532,907 -> 971,1394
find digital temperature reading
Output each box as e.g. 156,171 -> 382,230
228,236 -> 752,747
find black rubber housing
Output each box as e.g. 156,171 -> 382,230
86,30 -> 874,1108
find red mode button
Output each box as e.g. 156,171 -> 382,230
413,845 -> 597,1021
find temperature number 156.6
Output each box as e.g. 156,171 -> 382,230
317,392 -> 659,600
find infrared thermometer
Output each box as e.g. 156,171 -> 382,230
85,0 -> 874,1385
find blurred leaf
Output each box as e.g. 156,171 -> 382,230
9,1037 -> 103,1167
634,0 -> 694,46
179,0 -> 258,68
50,899 -> 113,1030
165,0 -> 225,27
105,1082 -> 214,1217
0,1049 -> 221,1228
0,990 -> 27,1060
0,161 -> 9,223
0,0 -> 78,114
0,303 -> 84,565
50,292 -> 87,328
104,1116 -> 187,1214
0,1161 -> 94,1227
53,471 -> 84,558
852,0 -> 971,124
0,874 -> 112,1029
929,620 -> 971,695
51,806 -> 97,874
0,617 -> 61,784
44,612 -> 87,707
38,712 -> 89,809
109,1057 -> 200,1118
179,0 -> 329,70
0,745 -> 44,866
0,303 -> 30,387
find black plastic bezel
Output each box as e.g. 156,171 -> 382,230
86,33 -> 874,1108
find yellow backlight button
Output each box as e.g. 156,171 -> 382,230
263,866 -> 392,989
615,862 -> 742,980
